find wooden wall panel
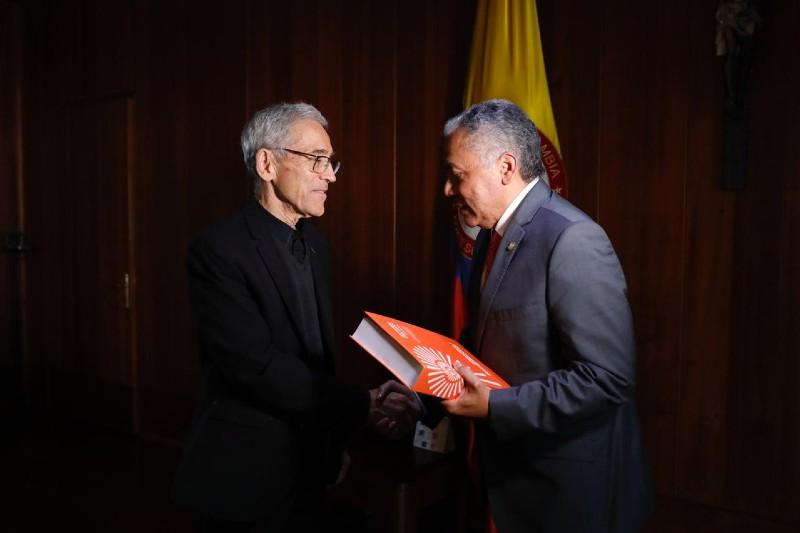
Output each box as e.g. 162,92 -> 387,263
22,3 -> 58,408
537,0 -> 800,529
132,0 -> 195,439
774,7 -> 800,511
675,0 -> 735,508
726,0 -> 800,520
395,0 -> 474,337
47,99 -> 134,429
45,0 -> 133,103
134,0 -> 249,439
55,100 -> 132,384
21,0 -> 137,427
645,497 -> 799,533
313,0 -> 345,160
287,0 -> 324,101
0,1 -> 24,412
323,0 -> 399,386
245,0 -> 292,111
537,0 -> 602,217
594,0 -> 689,497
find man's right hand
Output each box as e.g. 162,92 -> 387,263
368,380 -> 423,439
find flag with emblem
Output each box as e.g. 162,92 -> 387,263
451,0 -> 567,338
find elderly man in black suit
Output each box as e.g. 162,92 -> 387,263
173,102 -> 421,532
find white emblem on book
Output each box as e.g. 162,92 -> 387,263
412,345 -> 464,398
387,321 -> 408,339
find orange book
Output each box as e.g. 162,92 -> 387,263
350,311 -> 509,399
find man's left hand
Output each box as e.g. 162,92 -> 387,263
441,363 -> 490,419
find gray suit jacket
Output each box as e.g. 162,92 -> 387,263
465,181 -> 653,533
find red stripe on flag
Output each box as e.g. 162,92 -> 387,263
539,131 -> 567,198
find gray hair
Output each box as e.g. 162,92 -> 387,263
241,102 -> 328,194
443,99 -> 544,182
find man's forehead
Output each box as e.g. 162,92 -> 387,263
290,119 -> 332,153
446,134 -> 477,167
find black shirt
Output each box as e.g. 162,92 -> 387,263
257,205 -> 325,364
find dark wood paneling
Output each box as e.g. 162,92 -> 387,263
134,0 -> 249,438
132,0 -> 196,437
395,0 -> 475,338
245,0 -> 292,112
594,0 -> 690,498
46,98 -> 133,429
1,2 -> 25,419
646,496 -> 799,533
49,369 -> 133,428
22,3 -> 137,427
676,0 -> 735,507
726,0 -> 800,520
22,0 -> 58,399
46,0 -> 134,103
537,0 -> 602,218
538,0 -> 800,528
325,0 -> 399,386
0,2 -> 23,374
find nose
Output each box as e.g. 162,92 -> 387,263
322,166 -> 337,183
443,178 -> 453,197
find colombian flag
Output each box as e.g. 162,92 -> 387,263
452,0 -> 567,338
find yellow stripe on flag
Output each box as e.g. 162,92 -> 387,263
464,0 -> 566,195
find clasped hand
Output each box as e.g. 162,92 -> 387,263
368,380 -> 423,439
441,363 -> 490,419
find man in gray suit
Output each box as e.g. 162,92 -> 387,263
441,99 -> 653,533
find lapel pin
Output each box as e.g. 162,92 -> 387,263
506,241 -> 517,252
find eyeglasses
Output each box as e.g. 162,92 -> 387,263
279,147 -> 341,175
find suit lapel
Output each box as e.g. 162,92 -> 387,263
474,181 -> 552,353
475,225 -> 525,352
244,201 -> 311,357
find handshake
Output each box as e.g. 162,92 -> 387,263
367,380 -> 424,439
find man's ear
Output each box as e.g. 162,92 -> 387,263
499,152 -> 517,185
255,148 -> 274,182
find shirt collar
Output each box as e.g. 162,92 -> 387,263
254,198 -> 303,247
494,177 -> 539,237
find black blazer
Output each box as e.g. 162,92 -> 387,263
172,200 -> 368,524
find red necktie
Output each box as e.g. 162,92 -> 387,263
466,423 -> 499,533
471,230 -> 502,533
481,230 -> 502,290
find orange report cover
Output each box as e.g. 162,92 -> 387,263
350,311 -> 509,399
